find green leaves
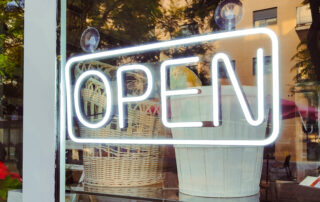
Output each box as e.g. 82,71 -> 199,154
0,47 -> 23,78
291,40 -> 319,107
291,41 -> 317,82
0,176 -> 22,200
68,0 -> 162,48
184,0 -> 220,31
0,0 -> 24,105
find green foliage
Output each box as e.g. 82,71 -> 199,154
66,0 -> 221,83
184,0 -> 221,31
156,0 -> 221,84
67,0 -> 162,48
291,41 -> 319,106
66,0 -> 163,63
0,0 -> 24,100
0,176 -> 22,200
291,41 -> 317,82
156,3 -> 185,38
157,0 -> 220,39
290,0 -> 320,108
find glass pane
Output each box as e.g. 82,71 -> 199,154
60,0 -> 320,201
253,7 -> 277,21
253,56 -> 272,75
254,19 -> 266,27
266,18 -> 277,25
0,1 -> 23,201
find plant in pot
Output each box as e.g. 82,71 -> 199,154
0,162 -> 22,201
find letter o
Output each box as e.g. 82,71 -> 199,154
74,70 -> 112,128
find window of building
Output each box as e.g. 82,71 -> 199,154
219,60 -> 236,78
253,56 -> 272,75
253,7 -> 277,27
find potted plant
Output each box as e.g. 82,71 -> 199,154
0,162 -> 22,201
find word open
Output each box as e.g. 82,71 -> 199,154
65,28 -> 280,146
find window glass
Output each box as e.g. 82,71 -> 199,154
0,0 -> 23,200
296,5 -> 312,27
253,56 -> 272,75
253,7 -> 277,27
219,60 -> 236,78
61,0 -> 320,201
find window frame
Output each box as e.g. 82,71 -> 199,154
253,7 -> 278,27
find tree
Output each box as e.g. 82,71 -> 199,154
291,41 -> 317,83
291,41 -> 318,107
156,0 -> 221,85
292,1 -> 320,105
304,0 -> 320,81
0,1 -> 24,116
65,0 -> 222,83
66,0 -> 162,60
291,0 -> 320,136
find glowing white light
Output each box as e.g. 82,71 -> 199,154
65,27 -> 280,146
74,70 -> 113,128
211,49 -> 265,127
117,64 -> 153,128
160,57 -> 202,128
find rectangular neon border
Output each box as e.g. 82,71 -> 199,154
65,27 -> 280,146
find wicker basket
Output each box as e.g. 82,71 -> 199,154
84,184 -> 163,198
75,62 -> 165,187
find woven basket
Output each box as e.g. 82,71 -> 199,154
84,184 -> 163,198
75,62 -> 166,187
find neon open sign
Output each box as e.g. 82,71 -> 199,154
65,28 -> 280,146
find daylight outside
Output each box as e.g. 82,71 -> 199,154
0,0 -> 23,201
61,0 -> 320,201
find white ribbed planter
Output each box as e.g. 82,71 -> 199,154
171,86 -> 267,197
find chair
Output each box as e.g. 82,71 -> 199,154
270,155 -> 293,180
283,155 -> 292,179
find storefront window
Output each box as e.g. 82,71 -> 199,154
60,0 -> 320,201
